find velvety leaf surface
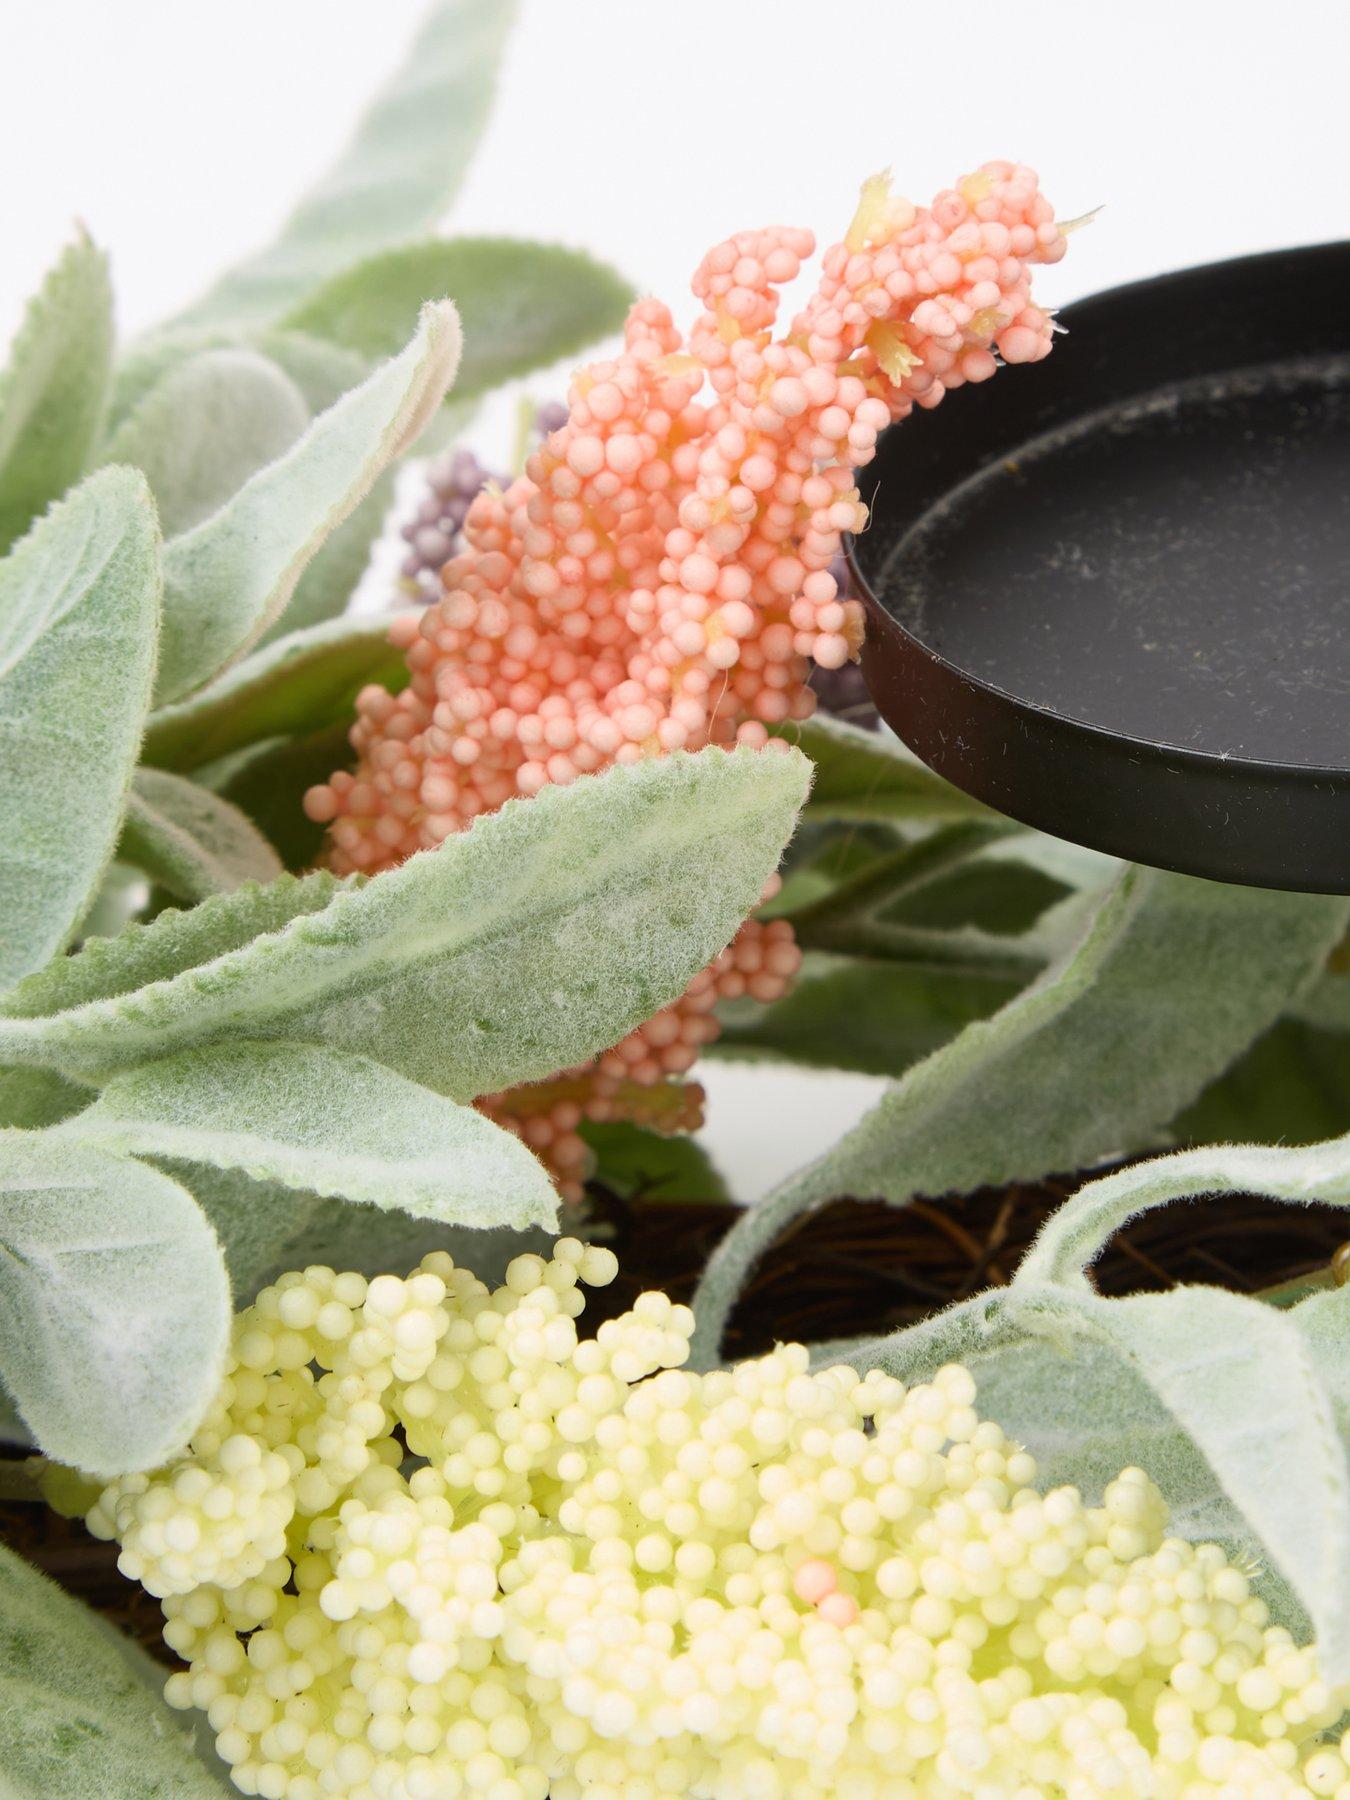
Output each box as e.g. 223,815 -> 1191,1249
0,1541 -> 229,1796
837,1136 -> 1350,1677
215,723 -> 354,871
119,768 -> 285,902
0,1133 -> 230,1476
155,301 -> 460,703
164,0 -> 517,330
0,749 -> 811,1101
0,468 -> 161,991
97,348 -> 310,537
691,870 -> 1350,1364
786,717 -> 993,824
0,234 -> 113,555
1175,1017 -> 1350,1146
66,1039 -> 558,1232
282,237 -> 632,400
143,614 -> 408,771
712,952 -> 1021,1077
0,1066 -> 89,1131
581,1119 -> 730,1203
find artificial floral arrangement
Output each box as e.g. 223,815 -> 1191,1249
2,2 -> 1350,1796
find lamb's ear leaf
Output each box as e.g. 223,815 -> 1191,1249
282,237 -> 633,401
1018,1135 -> 1350,1289
581,1118 -> 731,1204
118,767 -> 284,902
785,717 -> 995,824
142,614 -> 408,773
1172,1016 -> 1350,1148
0,870 -> 349,1031
161,0 -> 518,333
835,1298 -> 1303,1634
61,1039 -> 559,1236
0,467 -> 161,991
155,300 -> 460,704
0,748 -> 812,1103
0,1132 -> 230,1477
711,951 -> 1022,1077
0,1065 -> 89,1131
835,1134 -> 1350,1670
96,347 -> 310,536
0,1541 -> 233,1796
215,723 -> 354,871
0,233 -> 114,555
257,474 -> 393,642
690,870 -> 1350,1365
1013,1136 -> 1350,1679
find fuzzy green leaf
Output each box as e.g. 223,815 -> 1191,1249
155,301 -> 460,703
1016,1137 -> 1350,1678
712,952 -> 1021,1077
0,235 -> 114,555
0,1066 -> 88,1131
787,717 -> 994,824
0,468 -> 161,992
64,1039 -> 559,1234
143,614 -> 408,772
1175,1017 -> 1350,1147
0,748 -> 812,1100
1,870 -> 348,1019
835,1136 -> 1350,1668
258,472 -> 394,642
282,237 -> 632,400
691,870 -> 1350,1364
0,1133 -> 230,1476
165,0 -> 517,331
582,1119 -> 730,1203
215,723 -> 353,871
97,348 -> 310,537
119,768 -> 284,902
0,1541 -> 230,1796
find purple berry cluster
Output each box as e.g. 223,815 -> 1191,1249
398,448 -> 504,599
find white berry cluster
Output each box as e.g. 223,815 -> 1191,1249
87,1243 -> 1350,1799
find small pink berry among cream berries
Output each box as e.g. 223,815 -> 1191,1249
306,164 -> 1068,1197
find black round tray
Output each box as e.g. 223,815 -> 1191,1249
848,241 -> 1350,894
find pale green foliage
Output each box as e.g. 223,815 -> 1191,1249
0,234 -> 114,555
0,468 -> 161,991
155,300 -> 461,702
142,615 -> 407,772
691,869 -> 1350,1364
0,1066 -> 87,1131
282,237 -> 634,402
4,871 -> 346,1019
64,1039 -> 558,1230
785,716 -> 994,824
835,1135 -> 1350,1680
0,748 -> 812,1098
714,951 -> 1021,1076
165,0 -> 518,331
0,1541 -> 230,1796
0,1133 -> 230,1476
97,348 -> 309,536
119,768 -> 284,902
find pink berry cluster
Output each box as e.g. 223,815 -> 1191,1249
306,164 -> 1066,1197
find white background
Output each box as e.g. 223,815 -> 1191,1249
2,0 -> 1347,1195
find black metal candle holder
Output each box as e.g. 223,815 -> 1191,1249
847,241 -> 1350,894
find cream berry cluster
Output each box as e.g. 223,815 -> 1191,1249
86,1246 -> 1350,1800
301,165 -> 1067,1201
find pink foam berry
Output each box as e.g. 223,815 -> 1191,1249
305,164 -> 1067,1197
